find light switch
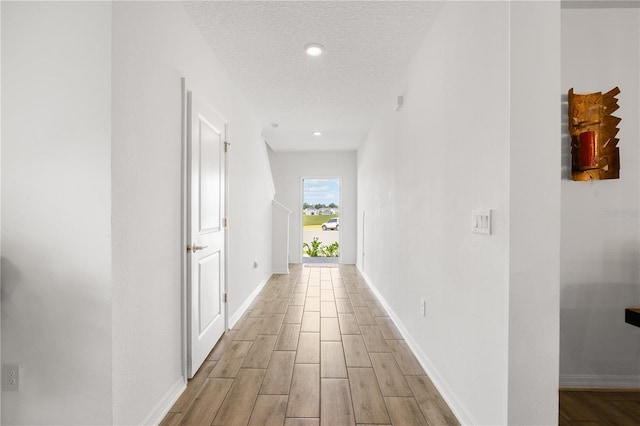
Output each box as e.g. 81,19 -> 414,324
472,210 -> 492,235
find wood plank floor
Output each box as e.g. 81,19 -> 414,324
559,390 -> 640,426
161,264 -> 459,426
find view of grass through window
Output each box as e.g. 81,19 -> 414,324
302,178 -> 340,262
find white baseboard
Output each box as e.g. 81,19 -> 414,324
228,273 -> 271,329
358,268 -> 475,426
141,376 -> 186,426
560,374 -> 640,389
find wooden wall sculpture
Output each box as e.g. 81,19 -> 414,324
568,87 -> 621,181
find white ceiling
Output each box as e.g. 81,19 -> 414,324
183,1 -> 443,152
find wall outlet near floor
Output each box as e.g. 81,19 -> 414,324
420,298 -> 426,317
3,363 -> 22,392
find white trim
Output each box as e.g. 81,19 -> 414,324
358,267 -> 475,426
273,199 -> 292,214
223,122 -> 230,332
228,274 -> 271,329
560,374 -> 640,389
180,77 -> 189,383
140,377 -> 186,426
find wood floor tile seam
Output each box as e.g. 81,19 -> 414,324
369,353 -> 413,397
178,377 -> 234,425
163,265 -> 460,426
233,366 -> 271,426
286,364 -> 321,418
320,339 -> 348,378
320,376 -> 358,426
258,350 -> 295,396
347,367 -> 391,424
383,396 -> 429,425
239,378 -> 264,425
211,369 -> 266,426
169,360 -> 219,414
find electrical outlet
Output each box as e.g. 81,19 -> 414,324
3,363 -> 21,392
420,298 -> 426,317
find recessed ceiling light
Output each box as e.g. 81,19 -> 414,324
312,131 -> 322,136
305,43 -> 324,57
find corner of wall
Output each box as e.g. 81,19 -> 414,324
228,274 -> 271,329
508,1 -> 561,424
264,139 -> 277,198
139,378 -> 186,426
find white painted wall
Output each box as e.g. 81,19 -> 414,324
226,106 -> 274,319
272,201 -> 292,274
357,3 -> 510,423
357,1 -> 561,424
508,2 -> 560,424
112,2 -> 273,424
560,6 -> 640,387
1,2 -> 112,424
1,4 -> 3,421
269,151 -> 357,264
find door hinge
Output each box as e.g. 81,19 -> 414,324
224,292 -> 228,303
223,217 -> 228,228
224,141 -> 230,153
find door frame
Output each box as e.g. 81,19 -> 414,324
180,78 -> 229,380
300,176 -> 342,264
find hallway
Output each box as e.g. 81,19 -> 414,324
161,264 -> 459,425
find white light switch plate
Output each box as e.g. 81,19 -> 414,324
472,210 -> 492,235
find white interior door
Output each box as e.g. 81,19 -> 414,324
187,91 -> 227,378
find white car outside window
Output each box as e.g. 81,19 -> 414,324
322,218 -> 339,231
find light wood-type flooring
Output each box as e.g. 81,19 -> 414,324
161,264 -> 459,425
559,390 -> 640,425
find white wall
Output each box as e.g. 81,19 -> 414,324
508,2 -> 561,424
357,1 -> 561,424
1,4 -> 3,421
226,110 -> 274,317
357,2 -> 510,424
1,2 -> 112,424
269,151 -> 357,264
272,200 -> 292,274
112,2 -> 273,424
560,6 -> 640,387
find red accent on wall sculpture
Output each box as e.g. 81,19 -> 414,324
568,87 -> 621,181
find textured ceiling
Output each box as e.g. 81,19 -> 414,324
184,1 -> 443,152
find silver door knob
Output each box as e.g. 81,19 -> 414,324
188,244 -> 208,253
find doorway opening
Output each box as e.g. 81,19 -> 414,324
302,178 -> 340,264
